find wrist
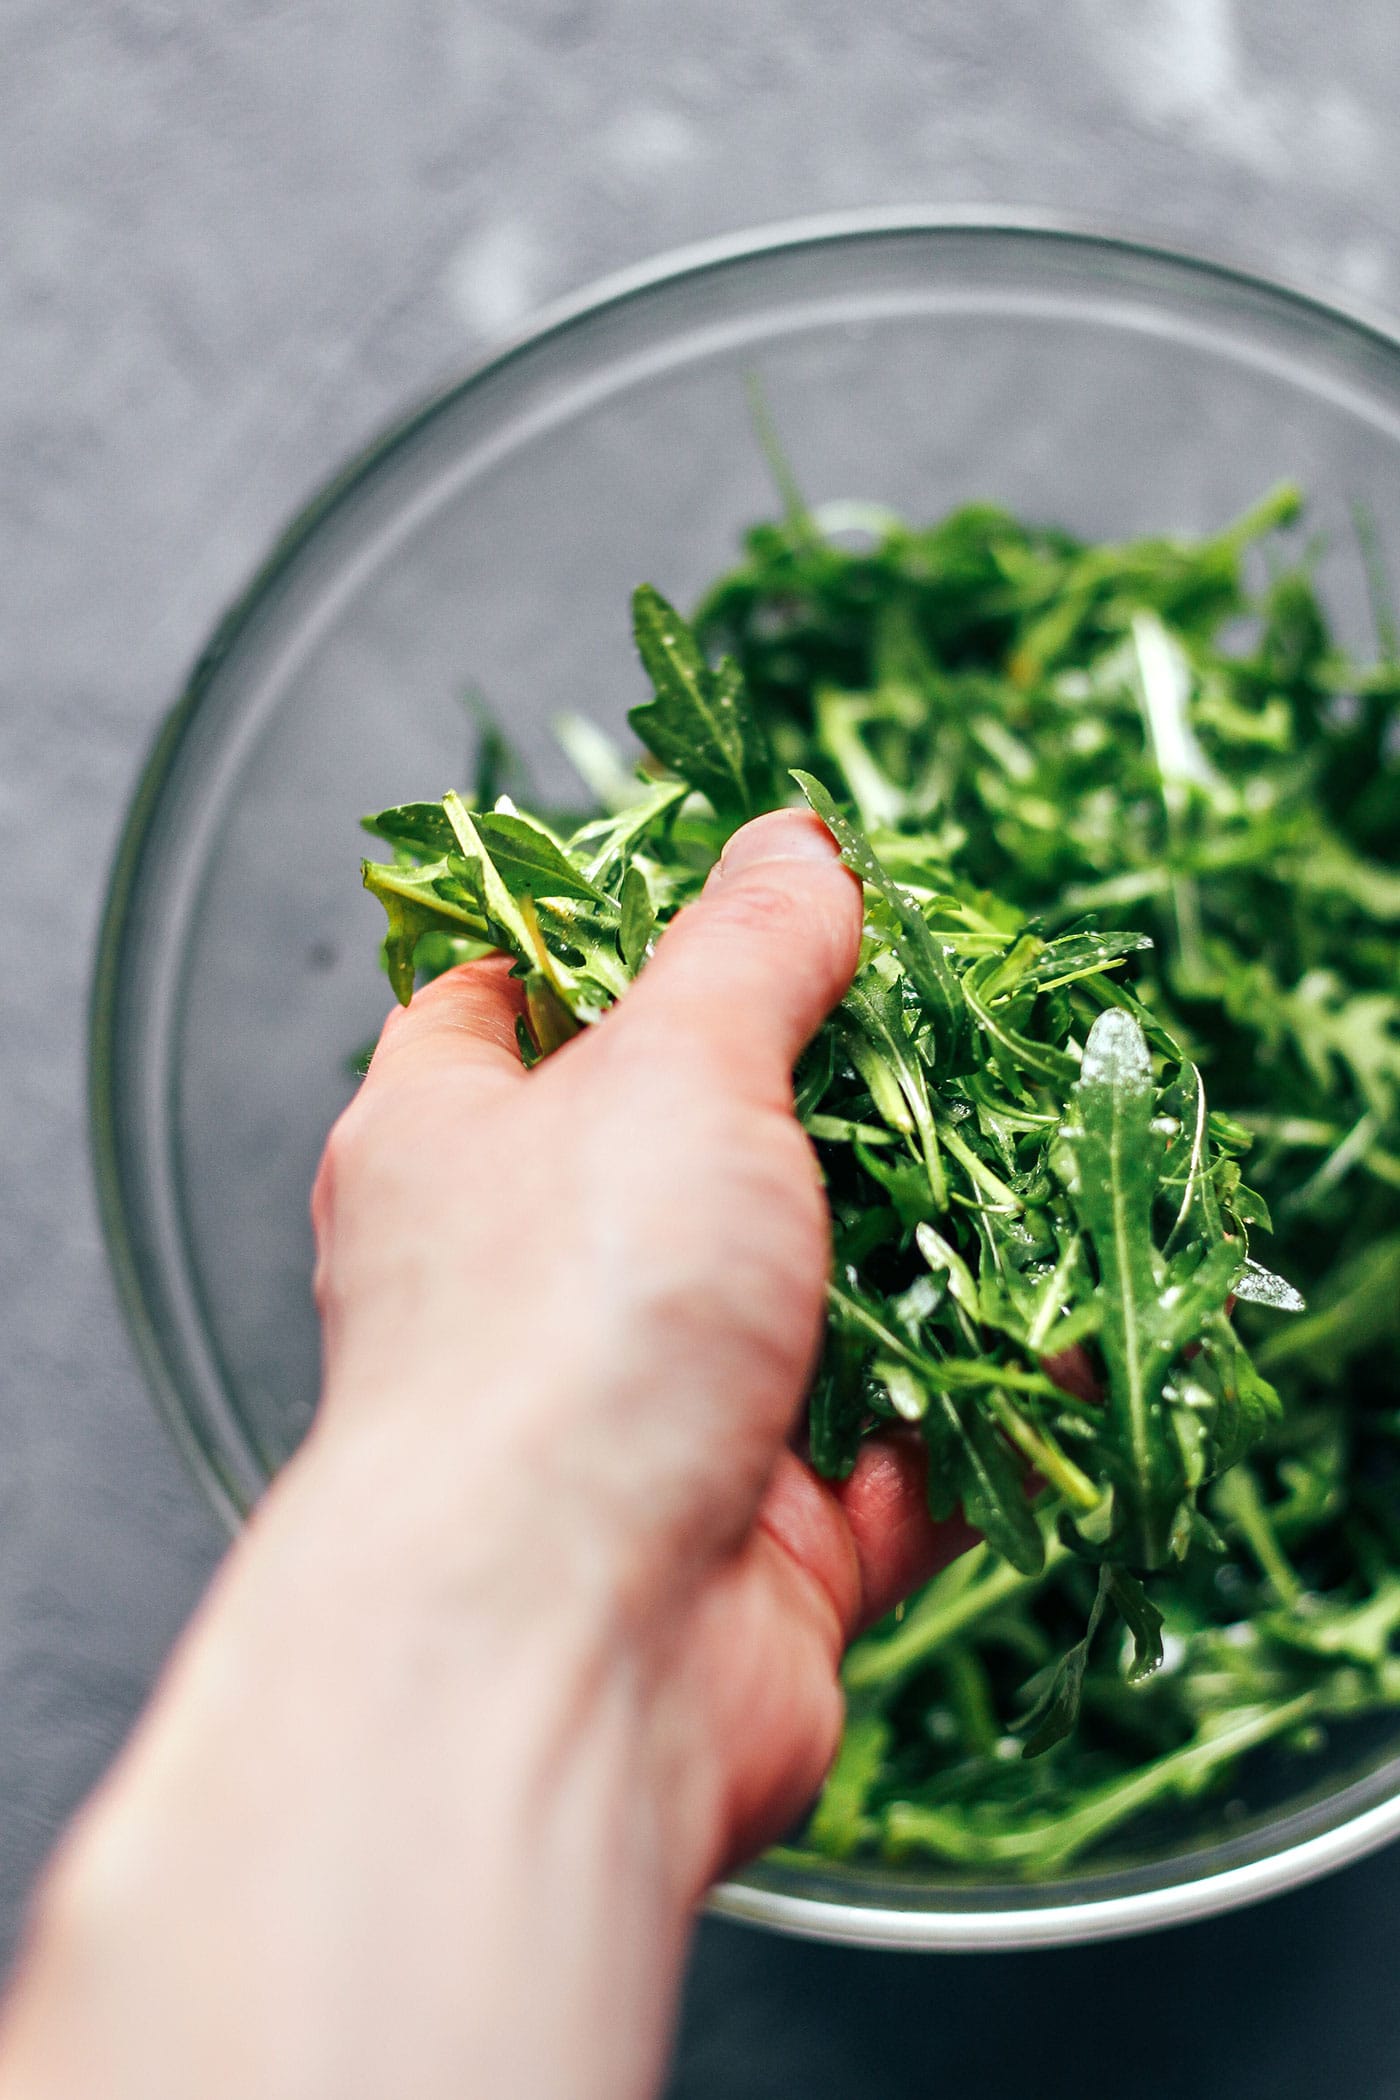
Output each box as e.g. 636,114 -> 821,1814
287,1407 -> 729,1892
1,1415 -> 711,2100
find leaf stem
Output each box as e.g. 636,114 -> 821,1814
845,1535 -> 1069,1691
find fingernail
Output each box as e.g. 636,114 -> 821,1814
718,810 -> 842,878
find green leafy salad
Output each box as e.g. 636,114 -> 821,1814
361,482 -> 1400,1877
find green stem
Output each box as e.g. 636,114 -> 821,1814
1025,1238 -> 1082,1353
942,1643 -> 1000,1756
1214,1467 -> 1303,1609
986,1391 -> 1100,1511
882,1692 -> 1319,1873
845,1534 -> 1068,1692
937,1120 -> 1022,1211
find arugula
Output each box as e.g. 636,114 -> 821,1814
628,585 -> 776,819
362,483 -> 1399,1878
1057,1007 -> 1247,1568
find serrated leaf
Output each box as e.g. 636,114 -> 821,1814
938,1390 -> 1045,1576
808,1329 -> 868,1481
1023,928 -> 1154,994
1019,1567 -> 1111,1755
1104,1567 -> 1165,1682
1205,1337 -> 1284,1473
442,794 -> 588,1022
841,967 -> 947,1206
629,584 -> 774,817
361,856 -> 488,1005
793,769 -> 963,1057
443,794 -> 538,956
961,951 -> 1078,1094
1060,1008 -> 1186,1566
915,1221 -> 980,1331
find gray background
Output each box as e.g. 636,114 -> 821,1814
8,2 -> 1400,2092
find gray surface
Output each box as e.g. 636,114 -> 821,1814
6,0 -> 1400,2087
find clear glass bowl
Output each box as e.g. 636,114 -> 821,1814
91,213 -> 1400,1948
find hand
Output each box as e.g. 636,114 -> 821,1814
313,805 -> 967,1877
0,809 -> 965,2100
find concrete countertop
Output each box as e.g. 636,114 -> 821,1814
6,3 -> 1400,2089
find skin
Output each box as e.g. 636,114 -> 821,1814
0,809 -> 968,2100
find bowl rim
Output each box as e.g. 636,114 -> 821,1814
89,205 -> 1400,1949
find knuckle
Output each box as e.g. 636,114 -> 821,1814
405,956 -> 512,1028
700,875 -> 810,948
310,1247 -> 332,1320
309,1147 -> 336,1246
311,1103 -> 372,1237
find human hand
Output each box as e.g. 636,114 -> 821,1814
312,805 -> 968,1884
0,808 -> 968,2100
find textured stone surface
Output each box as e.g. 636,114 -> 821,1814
5,0 -> 1400,2083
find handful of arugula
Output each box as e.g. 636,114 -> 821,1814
363,487 -> 1400,1873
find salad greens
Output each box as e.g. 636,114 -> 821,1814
362,484 -> 1400,1876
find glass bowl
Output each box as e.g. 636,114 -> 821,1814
91,212 -> 1400,1949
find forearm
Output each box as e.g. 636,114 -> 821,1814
0,1420 -> 705,2100
0,815 -> 884,2099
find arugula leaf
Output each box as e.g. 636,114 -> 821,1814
361,856 -> 488,1004
1018,1566 -> 1112,1756
1105,1567 -> 1165,1682
945,1393 -> 1046,1577
360,480 -> 1400,1879
362,800 -> 460,860
474,811 -> 608,904
794,769 -> 963,1058
618,864 -> 656,972
840,965 -> 947,1207
629,585 -> 775,818
1058,1009 -> 1241,1566
571,777 -> 689,884
442,794 -> 551,970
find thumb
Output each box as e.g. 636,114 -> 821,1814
607,808 -> 863,1104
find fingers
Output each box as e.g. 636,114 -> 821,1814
759,1440 -> 976,1654
359,955 -> 529,1100
833,1436 -> 979,1632
360,811 -> 860,1117
606,809 -> 863,1104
